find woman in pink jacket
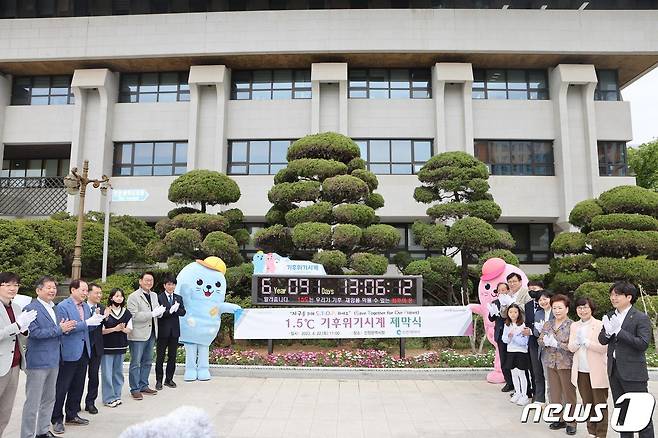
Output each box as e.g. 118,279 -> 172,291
568,297 -> 609,438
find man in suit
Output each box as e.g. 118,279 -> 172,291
51,280 -> 104,435
0,272 -> 35,436
599,281 -> 654,438
522,281 -> 545,403
21,276 -> 76,438
156,276 -> 186,390
127,272 -> 166,400
83,283 -> 105,415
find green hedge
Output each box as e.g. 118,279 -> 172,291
268,181 -> 321,206
350,253 -> 388,275
332,224 -> 362,252
587,229 -> 658,258
201,231 -> 242,267
95,273 -> 140,296
555,254 -> 595,272
291,222 -> 332,250
595,257 -> 658,290
590,213 -> 658,232
598,185 -> 658,216
574,282 -> 613,319
145,240 -> 168,262
287,132 -> 361,163
312,250 -> 348,275
361,224 -> 400,252
285,202 -> 333,227
569,199 -> 603,229
332,204 -> 376,227
551,270 -> 599,292
163,228 -> 202,256
551,232 -> 587,254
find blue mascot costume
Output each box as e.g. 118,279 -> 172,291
176,256 -> 242,381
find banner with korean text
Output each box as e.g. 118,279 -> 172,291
234,306 -> 472,339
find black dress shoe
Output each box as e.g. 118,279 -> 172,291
36,432 -> 57,438
549,421 -> 567,430
85,404 -> 98,414
65,415 -> 89,426
52,421 -> 65,435
501,383 -> 514,392
565,425 -> 577,435
156,382 -> 163,390
164,380 -> 177,388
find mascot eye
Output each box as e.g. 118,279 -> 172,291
484,284 -> 491,290
196,279 -> 203,286
215,282 -> 221,288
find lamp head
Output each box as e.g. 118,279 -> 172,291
63,172 -> 80,195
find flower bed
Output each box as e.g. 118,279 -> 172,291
208,348 -> 495,368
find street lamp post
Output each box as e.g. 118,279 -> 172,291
64,160 -> 110,281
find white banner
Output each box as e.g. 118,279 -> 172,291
234,306 -> 473,339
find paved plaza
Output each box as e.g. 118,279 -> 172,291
6,369 -> 658,438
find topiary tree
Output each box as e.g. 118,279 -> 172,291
153,171 -> 249,271
254,132 -> 399,274
549,185 -> 658,299
406,152 -> 512,305
84,211 -> 159,263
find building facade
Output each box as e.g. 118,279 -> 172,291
0,1 -> 656,273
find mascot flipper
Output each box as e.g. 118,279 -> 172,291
175,257 -> 242,381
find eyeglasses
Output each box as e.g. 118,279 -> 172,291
0,283 -> 20,288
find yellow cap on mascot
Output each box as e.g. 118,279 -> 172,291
196,256 -> 227,274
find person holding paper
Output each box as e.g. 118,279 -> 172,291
598,281 -> 654,438
527,288 -> 553,405
83,283 -> 107,415
101,288 -> 132,408
502,303 -> 531,406
127,272 -> 166,400
0,272 -> 33,437
51,279 -> 105,435
155,276 -> 186,390
538,293 -> 576,435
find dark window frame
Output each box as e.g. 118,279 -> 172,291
594,69 -> 621,101
230,69 -> 312,100
495,223 -> 554,264
227,139 -> 294,175
348,68 -> 431,99
597,141 -> 628,176
472,69 -> 549,101
112,141 -> 188,176
1,158 -> 70,178
239,222 -> 267,260
118,71 -> 190,103
354,139 -> 433,175
474,139 -> 555,176
10,75 -> 75,106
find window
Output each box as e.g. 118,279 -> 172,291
598,141 -> 628,176
348,69 -> 431,99
355,139 -> 432,174
1,158 -> 70,178
227,140 -> 293,175
472,69 -> 548,100
239,223 -> 266,260
495,223 -> 553,264
595,70 -> 621,101
11,76 -> 74,105
231,70 -> 311,100
119,72 -> 190,103
474,140 -> 554,176
113,141 -> 187,176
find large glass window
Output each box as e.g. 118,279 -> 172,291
474,140 -> 554,176
598,141 -> 628,176
119,72 -> 190,103
348,69 -> 431,99
1,158 -> 70,178
11,76 -> 74,105
354,139 -> 432,174
595,70 -> 621,101
495,223 -> 553,264
231,70 -> 311,100
472,69 -> 548,100
113,141 -> 187,176
227,140 -> 293,175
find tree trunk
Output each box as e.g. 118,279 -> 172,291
460,254 -> 469,306
201,202 -> 206,213
469,317 -> 477,354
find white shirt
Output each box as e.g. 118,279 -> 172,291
577,319 -> 591,373
37,298 -> 57,324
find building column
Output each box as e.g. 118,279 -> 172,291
69,68 -> 118,213
0,74 -> 11,165
432,63 -> 474,154
188,65 -> 229,174
311,63 -> 348,135
550,64 -> 598,227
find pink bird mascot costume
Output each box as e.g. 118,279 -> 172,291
469,257 -> 528,383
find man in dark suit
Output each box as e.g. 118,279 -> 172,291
51,280 -> 104,435
522,281 -> 545,401
155,276 -> 186,390
599,281 -> 654,438
83,283 -> 105,415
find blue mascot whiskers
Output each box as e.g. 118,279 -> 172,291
175,257 -> 241,381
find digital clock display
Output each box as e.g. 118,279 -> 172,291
251,275 -> 423,306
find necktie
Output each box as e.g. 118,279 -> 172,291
91,305 -> 96,314
169,295 -> 173,305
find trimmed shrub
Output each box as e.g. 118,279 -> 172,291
497,230 -> 515,250
155,218 -> 176,238
350,169 -> 378,191
285,202 -> 333,227
595,257 -> 658,289
322,175 -> 369,204
167,207 -> 200,219
225,262 -> 254,298
392,251 -> 413,271
350,253 -> 388,275
555,254 -> 595,272
569,199 -> 603,228
426,202 -> 469,221
172,213 -> 229,236
413,186 -> 439,204
448,217 -> 500,250
365,193 -> 385,210
574,282 -> 614,319
168,170 -> 241,212
347,157 -> 366,172
312,250 -> 348,275
282,158 -> 348,181
590,213 -> 658,232
95,273 -> 140,296
145,240 -> 168,262
477,250 -> 520,272
332,204 -> 376,227
201,231 -> 242,266
265,206 -> 287,225
163,228 -> 202,256
418,224 -> 449,250
222,208 -> 244,227
427,256 -> 459,277
332,224 -> 362,252
268,181 -> 321,206
254,225 -> 294,254
417,151 -> 489,185
230,228 -> 251,246
597,185 -> 658,215
551,232 -> 587,254
166,255 -> 195,276
287,132 -> 361,163
361,224 -> 400,252
587,230 -> 658,258
291,222 -> 332,250
467,200 -> 502,223
551,270 -> 598,292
